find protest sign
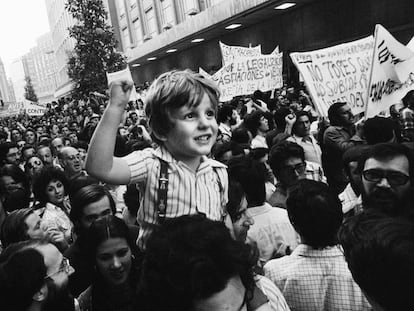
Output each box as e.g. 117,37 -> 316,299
212,53 -> 283,102
24,101 -> 47,116
290,36 -> 374,117
219,41 -> 262,66
5,102 -> 24,117
366,25 -> 414,118
107,68 -> 139,101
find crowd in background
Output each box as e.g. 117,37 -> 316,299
0,70 -> 413,311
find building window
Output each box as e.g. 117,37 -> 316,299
160,0 -> 175,27
183,0 -> 200,15
145,7 -> 158,37
133,18 -> 143,44
122,27 -> 131,50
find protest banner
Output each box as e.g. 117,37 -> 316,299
290,36 -> 374,117
366,25 -> 414,118
24,101 -> 47,116
107,68 -> 139,101
219,41 -> 262,66
4,102 -> 24,117
212,53 -> 283,102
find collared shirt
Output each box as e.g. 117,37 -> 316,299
218,122 -> 232,142
264,244 -> 371,311
251,135 -> 268,149
401,107 -> 414,131
339,183 -> 362,214
124,146 -> 228,248
255,275 -> 291,311
287,135 -> 322,165
247,203 -> 300,264
267,161 -> 326,209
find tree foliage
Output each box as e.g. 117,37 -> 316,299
24,76 -> 38,102
66,0 -> 126,99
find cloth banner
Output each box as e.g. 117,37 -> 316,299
219,41 -> 262,66
290,36 -> 374,116
212,53 -> 283,102
24,101 -> 47,116
366,24 -> 414,118
107,68 -> 139,101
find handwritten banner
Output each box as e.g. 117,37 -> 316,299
212,53 -> 283,102
366,25 -> 414,118
219,41 -> 262,66
290,36 -> 374,116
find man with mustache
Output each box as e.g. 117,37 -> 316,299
359,143 -> 413,215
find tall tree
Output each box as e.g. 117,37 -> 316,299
24,76 -> 38,102
66,0 -> 127,99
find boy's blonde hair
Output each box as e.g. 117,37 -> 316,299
144,69 -> 220,144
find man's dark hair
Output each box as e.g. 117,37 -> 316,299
268,141 -> 305,178
292,110 -> 311,136
69,184 -> 116,234
363,117 -> 395,145
287,180 -> 343,249
339,211 -> 414,311
217,104 -> 234,123
327,102 -> 347,126
72,140 -> 88,151
1,208 -> 34,248
0,240 -> 47,311
357,143 -> 414,184
244,110 -> 266,137
0,141 -> 17,165
228,155 -> 266,206
402,90 -> 414,108
342,145 -> 370,177
137,215 -> 256,311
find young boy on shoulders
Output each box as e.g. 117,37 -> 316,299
86,70 -> 229,248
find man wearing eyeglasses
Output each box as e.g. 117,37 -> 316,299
267,141 -> 326,209
58,146 -> 85,181
358,143 -> 412,215
0,240 -> 78,311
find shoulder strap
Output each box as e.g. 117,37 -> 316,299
157,159 -> 169,224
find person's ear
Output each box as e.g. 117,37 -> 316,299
32,283 -> 48,302
152,130 -> 167,142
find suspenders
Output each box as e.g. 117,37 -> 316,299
156,160 -> 224,224
156,159 -> 169,224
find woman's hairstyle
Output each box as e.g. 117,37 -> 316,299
84,215 -> 133,263
0,164 -> 30,192
226,180 -> 246,222
32,166 -> 69,205
138,215 -> 256,311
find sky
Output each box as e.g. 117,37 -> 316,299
0,0 -> 51,76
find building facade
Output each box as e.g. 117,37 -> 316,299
0,58 -> 13,103
26,33 -> 59,104
106,0 -> 414,86
44,0 -> 77,98
9,58 -> 27,103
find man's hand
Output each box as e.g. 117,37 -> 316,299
285,114 -> 297,127
108,80 -> 133,110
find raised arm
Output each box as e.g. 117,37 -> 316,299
86,80 -> 133,185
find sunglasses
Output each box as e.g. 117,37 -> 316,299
362,169 -> 410,186
281,162 -> 306,175
27,160 -> 42,169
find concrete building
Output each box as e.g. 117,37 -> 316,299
0,58 -> 13,103
9,58 -> 27,103
105,0 -> 414,86
27,33 -> 59,104
44,0 -> 77,98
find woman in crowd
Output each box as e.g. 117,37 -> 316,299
32,166 -> 73,250
0,164 -> 31,212
227,180 -> 291,311
78,215 -> 140,311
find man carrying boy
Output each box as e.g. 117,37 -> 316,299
86,70 -> 229,249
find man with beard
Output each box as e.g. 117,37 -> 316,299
0,240 -> 77,311
359,143 -> 413,215
217,104 -> 239,143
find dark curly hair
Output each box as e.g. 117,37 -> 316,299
32,166 -> 69,205
137,215 -> 257,311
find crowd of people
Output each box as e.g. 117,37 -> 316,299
0,69 -> 413,311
